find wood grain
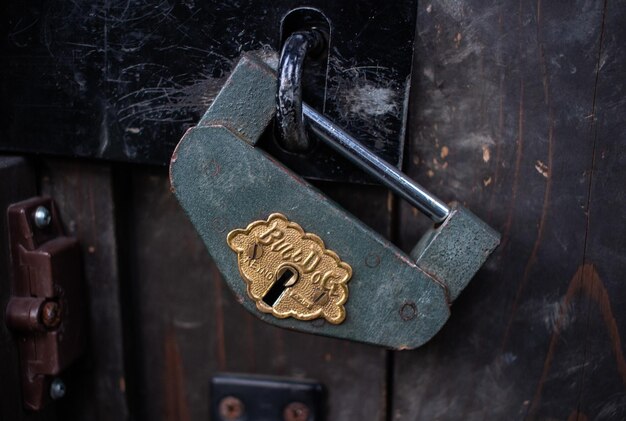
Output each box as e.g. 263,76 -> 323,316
392,1 -> 626,419
40,160 -> 130,421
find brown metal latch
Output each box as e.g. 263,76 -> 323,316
5,197 -> 86,411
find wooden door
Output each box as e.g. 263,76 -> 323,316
2,1 -> 625,420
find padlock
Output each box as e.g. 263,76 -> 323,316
169,48 -> 500,349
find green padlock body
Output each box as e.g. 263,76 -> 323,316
170,52 -> 499,349
412,205 -> 500,302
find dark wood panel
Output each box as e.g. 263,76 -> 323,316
393,1 -> 625,420
40,160 -> 130,421
557,0 -> 626,418
124,170 -> 392,421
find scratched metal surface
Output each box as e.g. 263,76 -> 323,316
0,0 -> 416,182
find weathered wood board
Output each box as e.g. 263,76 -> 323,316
392,1 -> 626,419
39,161 -> 130,421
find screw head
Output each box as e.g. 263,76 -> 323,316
41,301 -> 62,329
50,378 -> 66,400
400,301 -> 417,321
365,252 -> 381,268
33,206 -> 52,228
284,402 -> 309,421
218,396 -> 244,420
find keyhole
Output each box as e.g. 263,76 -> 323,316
262,266 -> 299,307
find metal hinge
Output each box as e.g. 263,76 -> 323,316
5,197 -> 86,411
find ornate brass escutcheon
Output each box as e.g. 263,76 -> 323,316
227,213 -> 351,324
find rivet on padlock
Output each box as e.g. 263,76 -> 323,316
169,36 -> 500,349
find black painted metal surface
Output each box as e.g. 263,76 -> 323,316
1,1 -> 416,182
210,374 -> 325,421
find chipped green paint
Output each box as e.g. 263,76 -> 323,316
169,52 -> 500,349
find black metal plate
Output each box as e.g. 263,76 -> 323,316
1,0 -> 416,182
210,373 -> 325,421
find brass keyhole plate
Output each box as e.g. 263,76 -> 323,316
227,213 -> 352,324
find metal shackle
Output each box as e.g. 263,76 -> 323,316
276,31 -> 450,223
275,30 -> 326,153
